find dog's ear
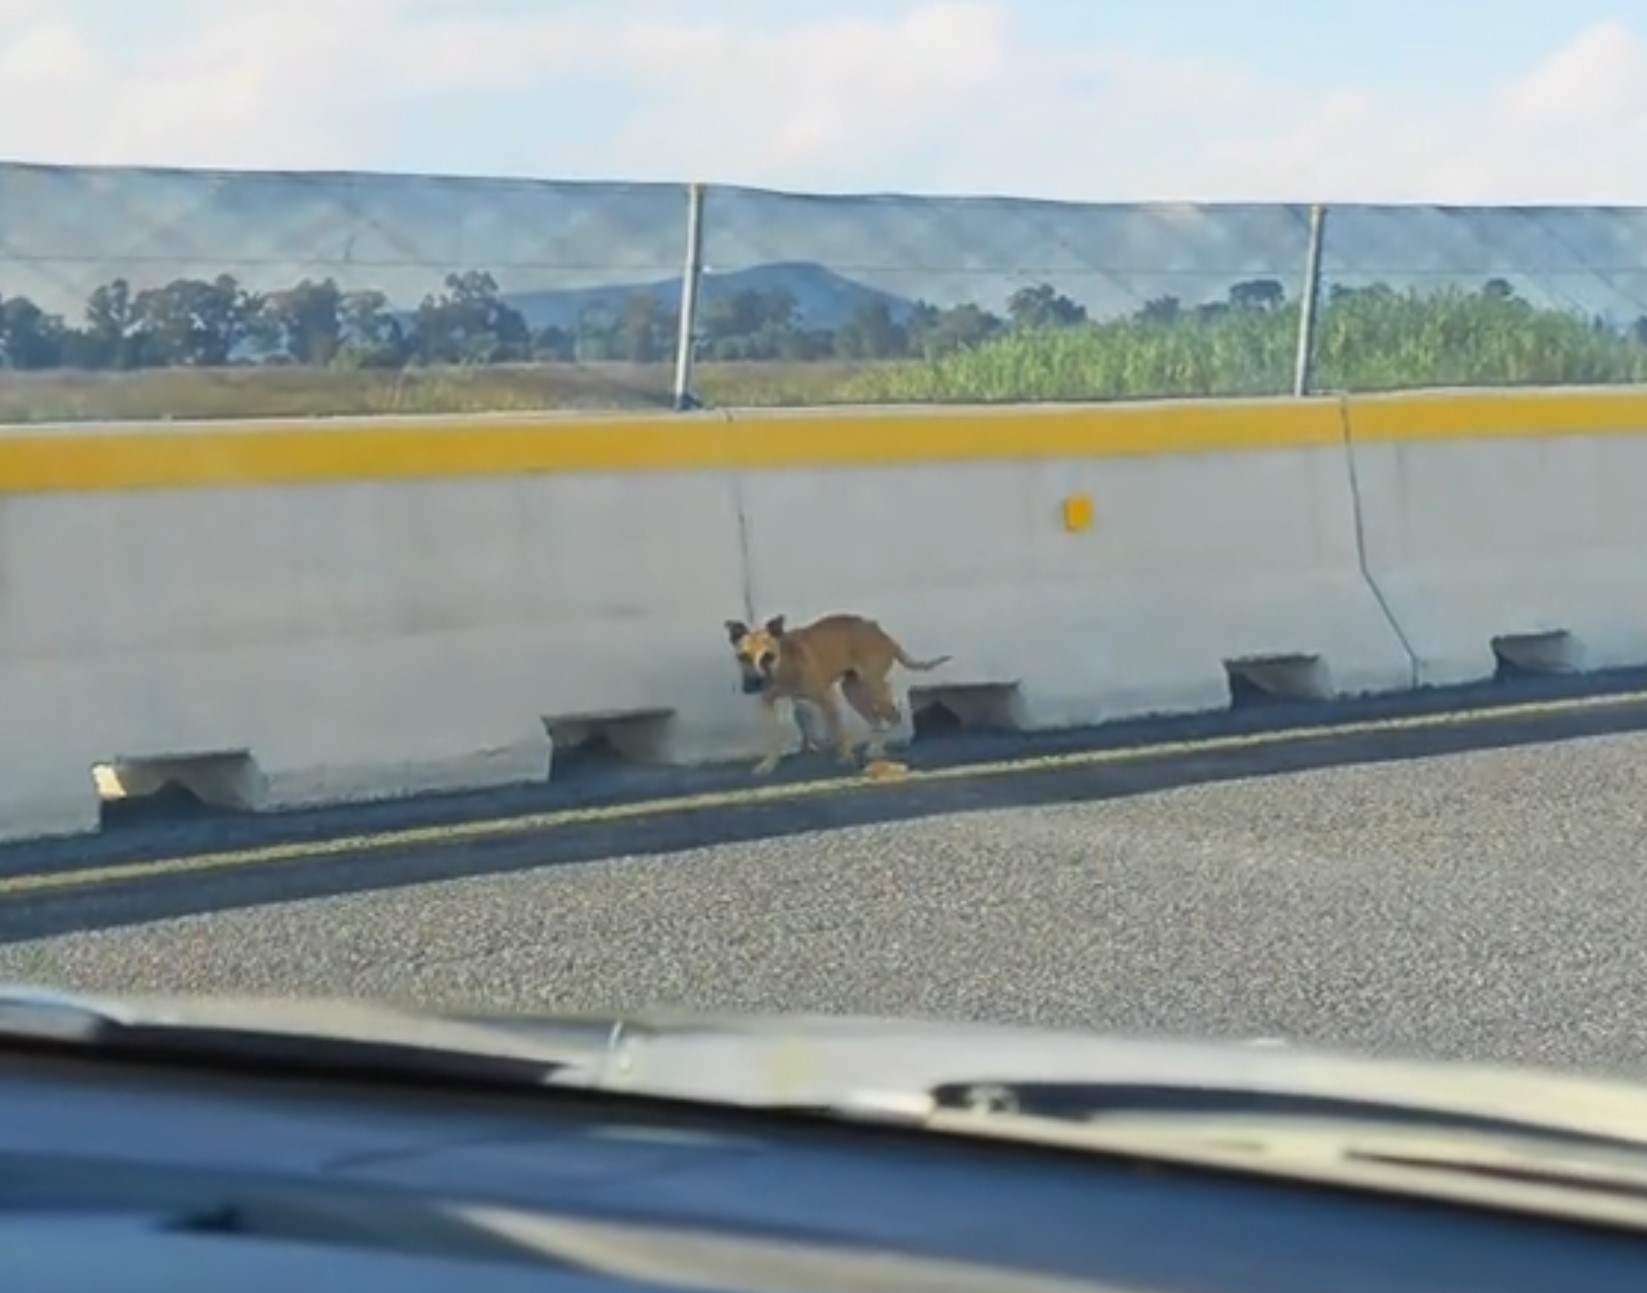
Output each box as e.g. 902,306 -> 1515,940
724,619 -> 749,643
764,615 -> 786,637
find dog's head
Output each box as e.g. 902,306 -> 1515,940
724,615 -> 786,694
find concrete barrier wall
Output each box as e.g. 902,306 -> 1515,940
0,387 -> 1642,842
1346,388 -> 1647,686
0,413 -> 759,840
730,402 -> 1410,734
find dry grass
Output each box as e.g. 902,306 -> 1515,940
0,361 -> 884,424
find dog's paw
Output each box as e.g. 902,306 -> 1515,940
752,758 -> 780,776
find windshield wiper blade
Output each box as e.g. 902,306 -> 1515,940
920,1083 -> 1647,1186
921,1080 -> 1647,1154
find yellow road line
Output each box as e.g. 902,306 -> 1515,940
3,686 -> 1645,900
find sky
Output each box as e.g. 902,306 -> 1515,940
2,0 -> 1647,203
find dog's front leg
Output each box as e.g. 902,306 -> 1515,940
793,699 -> 825,753
814,691 -> 856,768
752,693 -> 788,776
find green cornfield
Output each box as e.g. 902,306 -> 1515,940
838,286 -> 1647,405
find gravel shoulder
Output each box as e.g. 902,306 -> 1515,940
4,730 -> 1645,1079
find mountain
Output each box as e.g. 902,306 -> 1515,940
500,261 -> 919,333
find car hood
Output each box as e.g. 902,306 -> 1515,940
8,981 -> 1647,1151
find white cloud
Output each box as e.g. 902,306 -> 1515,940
0,2 -> 1645,202
1501,19 -> 1647,130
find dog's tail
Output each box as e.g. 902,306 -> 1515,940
893,643 -> 952,672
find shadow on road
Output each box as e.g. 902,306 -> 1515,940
4,666 -> 1647,946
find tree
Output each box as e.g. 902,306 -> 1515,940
258,278 -> 344,365
0,293 -> 66,368
130,274 -> 258,366
533,325 -> 576,362
335,289 -> 407,368
834,300 -> 906,359
573,301 -> 622,361
81,278 -> 142,368
570,294 -> 672,363
1228,278 -> 1285,311
1007,283 -> 1086,330
614,292 -> 678,363
1135,296 -> 1182,326
907,301 -> 1004,357
697,288 -> 806,360
413,271 -> 530,364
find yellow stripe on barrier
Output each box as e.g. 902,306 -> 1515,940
2,386 -> 1646,494
0,415 -> 739,494
1346,387 -> 1647,443
725,399 -> 1344,465
0,398 -> 1342,494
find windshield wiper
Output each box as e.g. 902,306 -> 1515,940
923,1079 -> 1647,1151
912,1079 -> 1647,1188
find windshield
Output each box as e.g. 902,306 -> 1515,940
1,1 -> 1645,1162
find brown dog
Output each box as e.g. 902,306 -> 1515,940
724,613 -> 952,775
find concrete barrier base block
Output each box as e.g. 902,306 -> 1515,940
252,725 -> 555,813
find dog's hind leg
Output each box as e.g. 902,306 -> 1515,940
808,687 -> 856,768
843,675 -> 895,757
856,665 -> 909,757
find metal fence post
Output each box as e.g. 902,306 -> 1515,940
672,182 -> 706,411
1292,203 -> 1327,397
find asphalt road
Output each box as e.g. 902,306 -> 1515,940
3,678 -> 1647,1081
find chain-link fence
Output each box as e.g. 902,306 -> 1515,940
1,161 -> 1645,422
1313,207 -> 1647,393
0,164 -> 690,422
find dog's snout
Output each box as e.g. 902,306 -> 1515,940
740,675 -> 765,694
